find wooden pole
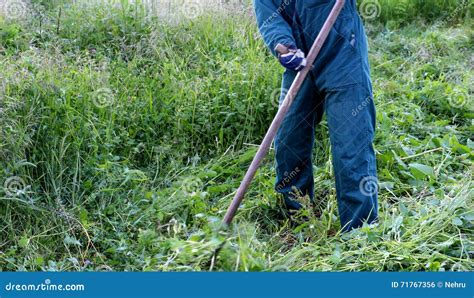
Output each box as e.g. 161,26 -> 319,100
222,0 -> 346,225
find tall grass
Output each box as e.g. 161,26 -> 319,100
377,0 -> 472,25
0,0 -> 472,271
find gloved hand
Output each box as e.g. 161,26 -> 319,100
276,44 -> 307,71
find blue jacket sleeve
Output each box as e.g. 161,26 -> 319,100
254,0 -> 296,57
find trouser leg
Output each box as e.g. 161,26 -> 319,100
274,71 -> 323,209
324,84 -> 378,231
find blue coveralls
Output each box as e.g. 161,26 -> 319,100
254,0 -> 378,231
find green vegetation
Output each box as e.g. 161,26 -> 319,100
0,1 -> 472,271
375,0 -> 471,25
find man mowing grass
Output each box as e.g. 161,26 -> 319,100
254,0 -> 378,231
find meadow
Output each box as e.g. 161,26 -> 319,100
0,0 -> 473,271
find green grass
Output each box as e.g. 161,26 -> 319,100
374,0 -> 472,25
0,1 -> 473,271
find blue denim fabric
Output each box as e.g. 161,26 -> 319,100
255,0 -> 378,231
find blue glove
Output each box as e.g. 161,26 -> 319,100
277,45 -> 307,71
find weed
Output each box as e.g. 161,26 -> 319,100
0,0 -> 472,272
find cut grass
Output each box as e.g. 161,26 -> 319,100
0,1 -> 472,271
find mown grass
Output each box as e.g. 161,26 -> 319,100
0,1 -> 473,271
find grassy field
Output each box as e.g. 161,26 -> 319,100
0,0 -> 473,271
